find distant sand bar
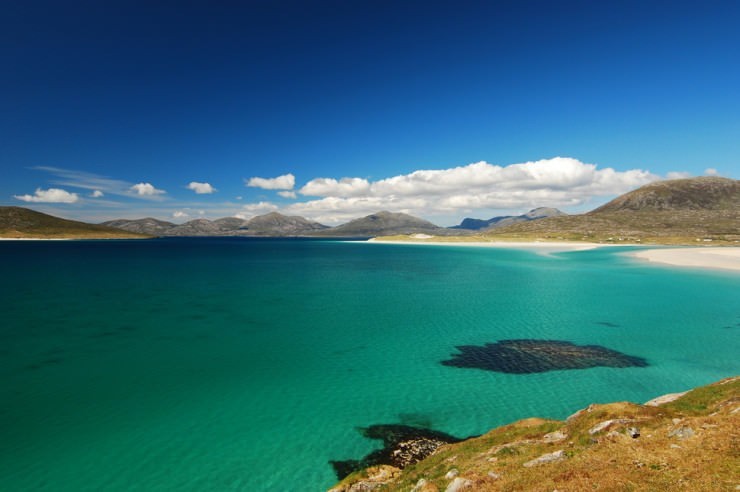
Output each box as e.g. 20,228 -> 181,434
632,247 -> 740,272
368,239 -> 613,253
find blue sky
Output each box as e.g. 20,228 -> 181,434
2,0 -> 739,225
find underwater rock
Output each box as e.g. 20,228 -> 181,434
441,339 -> 648,374
330,424 -> 462,480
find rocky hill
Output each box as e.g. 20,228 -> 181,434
0,207 -> 149,239
330,376 -> 739,492
239,211 -> 329,235
318,211 -> 450,237
101,217 -> 176,236
102,212 -> 328,237
482,177 -> 740,244
453,207 -> 567,231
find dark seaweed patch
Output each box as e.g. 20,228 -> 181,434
329,424 -> 462,480
595,321 -> 620,328
441,339 -> 648,374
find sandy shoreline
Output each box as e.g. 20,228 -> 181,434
368,239 -> 740,272
631,247 -> 740,272
367,238 -> 615,253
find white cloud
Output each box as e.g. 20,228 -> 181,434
187,182 -> 216,194
91,190 -> 104,198
278,190 -> 297,199
704,168 -> 719,176
300,177 -> 371,197
173,210 -> 190,219
14,188 -> 79,203
666,171 -> 692,180
281,157 -> 661,224
130,182 -> 165,196
246,173 -> 295,190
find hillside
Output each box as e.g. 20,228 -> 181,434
319,211 -> 452,237
0,207 -> 149,239
481,177 -> 740,244
101,217 -> 176,236
102,212 -> 328,236
240,211 -> 329,235
330,376 -> 739,492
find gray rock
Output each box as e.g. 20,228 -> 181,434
668,426 -> 695,440
445,477 -> 473,492
543,430 -> 567,443
444,469 -> 459,480
523,450 -> 566,467
627,427 -> 640,438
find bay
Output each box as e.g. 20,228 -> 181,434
0,238 -> 737,490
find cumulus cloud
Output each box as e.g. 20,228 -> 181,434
187,182 -> 216,194
173,210 -> 190,219
282,157 -> 660,224
246,173 -> 295,190
14,188 -> 79,203
130,182 -> 165,196
300,177 -> 371,197
704,168 -> 719,176
91,190 -> 104,198
278,191 -> 297,199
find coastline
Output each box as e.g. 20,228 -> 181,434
368,238 -> 620,253
631,247 -> 740,272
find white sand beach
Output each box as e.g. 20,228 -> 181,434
632,247 -> 740,272
368,238 -> 613,253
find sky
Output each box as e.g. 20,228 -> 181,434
2,0 -> 739,226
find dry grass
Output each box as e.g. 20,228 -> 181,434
331,377 -> 740,492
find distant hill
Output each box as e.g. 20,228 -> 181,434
239,212 -> 329,235
101,218 -> 176,236
319,211 -> 447,237
485,177 -> 740,243
590,176 -> 739,212
0,207 -> 149,239
102,212 -> 328,237
453,207 -> 567,230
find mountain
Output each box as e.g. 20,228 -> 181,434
239,212 -> 328,235
320,211 -> 446,237
590,176 -> 739,212
453,207 -> 567,230
485,177 -> 740,243
1,207 -> 149,239
102,212 -> 327,236
101,218 -> 176,236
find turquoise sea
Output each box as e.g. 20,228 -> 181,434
1,238 -> 738,491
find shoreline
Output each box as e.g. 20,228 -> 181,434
367,238 -> 621,253
631,247 -> 740,272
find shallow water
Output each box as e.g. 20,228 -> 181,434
1,238 -> 737,490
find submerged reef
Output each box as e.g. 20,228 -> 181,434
330,424 -> 463,480
441,339 -> 648,374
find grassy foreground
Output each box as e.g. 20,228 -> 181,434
330,377 -> 739,491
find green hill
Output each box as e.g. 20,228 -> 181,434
0,207 -> 150,239
480,177 -> 740,244
330,376 -> 739,492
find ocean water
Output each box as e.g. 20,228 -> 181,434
0,238 -> 737,491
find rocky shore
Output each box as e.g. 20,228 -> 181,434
329,376 -> 739,491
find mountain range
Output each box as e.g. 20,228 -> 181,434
2,177 -> 737,241
451,207 -> 567,230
